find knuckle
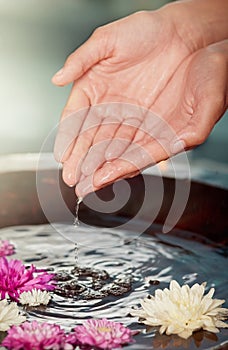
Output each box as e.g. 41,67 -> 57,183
92,25 -> 104,37
90,26 -> 109,54
133,10 -> 148,18
132,10 -> 155,23
92,25 -> 108,45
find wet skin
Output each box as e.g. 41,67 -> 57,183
52,1 -> 228,197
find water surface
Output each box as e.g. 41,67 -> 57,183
0,223 -> 227,350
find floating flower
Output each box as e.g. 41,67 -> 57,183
0,299 -> 26,332
131,280 -> 228,339
2,320 -> 75,350
0,257 -> 55,301
0,240 -> 15,257
19,289 -> 51,306
74,318 -> 135,349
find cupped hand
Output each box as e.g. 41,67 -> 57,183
89,40 -> 227,195
52,10 -> 227,197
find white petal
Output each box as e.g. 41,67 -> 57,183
159,325 -> 167,334
215,320 -> 228,329
178,329 -> 193,339
132,280 -> 228,340
0,300 -> 25,331
203,326 -> 219,333
170,280 -> 180,292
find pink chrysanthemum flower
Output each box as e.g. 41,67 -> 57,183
0,240 -> 15,257
74,318 -> 135,349
2,320 -> 75,350
0,257 -> 55,301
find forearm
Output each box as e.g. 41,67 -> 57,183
160,0 -> 228,52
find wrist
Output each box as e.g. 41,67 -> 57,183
159,0 -> 228,52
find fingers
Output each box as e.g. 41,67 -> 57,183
53,27 -> 112,163
76,174 -> 100,198
79,104 -> 145,178
75,160 -> 140,198
80,119 -> 141,178
93,139 -> 170,190
75,121 -> 132,198
76,108 -> 183,195
104,118 -> 141,160
62,106 -> 105,186
80,123 -> 119,177
75,124 -> 182,197
52,29 -> 109,86
54,86 -> 90,162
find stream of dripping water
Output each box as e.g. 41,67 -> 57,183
73,197 -> 82,226
74,243 -> 79,267
73,197 -> 82,267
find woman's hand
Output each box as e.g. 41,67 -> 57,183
86,40 -> 227,197
52,2 -> 228,197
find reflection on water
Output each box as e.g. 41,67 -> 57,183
0,223 -> 228,349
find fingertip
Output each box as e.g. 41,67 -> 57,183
75,176 -> 98,198
51,78 -> 66,87
52,68 -> 75,86
62,165 -> 77,187
51,68 -> 65,85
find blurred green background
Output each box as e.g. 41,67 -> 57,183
0,0 -> 227,163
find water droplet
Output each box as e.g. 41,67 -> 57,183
73,197 -> 82,226
74,243 -> 79,267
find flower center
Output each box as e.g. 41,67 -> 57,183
97,326 -> 112,333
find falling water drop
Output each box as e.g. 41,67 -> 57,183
73,197 -> 82,226
74,243 -> 79,267
73,197 -> 83,267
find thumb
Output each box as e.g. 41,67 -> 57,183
52,28 -> 109,86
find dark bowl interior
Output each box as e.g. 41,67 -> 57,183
0,169 -> 227,245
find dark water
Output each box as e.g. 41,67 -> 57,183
0,223 -> 228,350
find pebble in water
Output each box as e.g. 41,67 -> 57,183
54,266 -> 132,300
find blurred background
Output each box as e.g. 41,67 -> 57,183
0,0 -> 227,163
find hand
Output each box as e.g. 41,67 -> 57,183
90,40 -> 228,195
52,8 -> 227,197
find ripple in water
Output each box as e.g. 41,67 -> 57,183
0,223 -> 228,350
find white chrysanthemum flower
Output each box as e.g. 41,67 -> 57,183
131,280 -> 228,339
0,299 -> 26,331
19,289 -> 51,306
